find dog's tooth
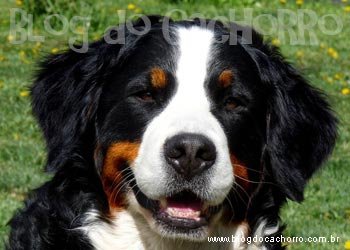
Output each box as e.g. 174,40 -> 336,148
165,207 -> 201,219
166,207 -> 176,217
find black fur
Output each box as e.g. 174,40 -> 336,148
8,16 -> 337,250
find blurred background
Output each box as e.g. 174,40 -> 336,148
0,0 -> 349,249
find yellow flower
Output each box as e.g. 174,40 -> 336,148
7,34 -> 14,42
334,73 -> 342,80
272,38 -> 281,46
344,6 -> 350,13
51,48 -> 59,54
345,209 -> 350,217
0,55 -> 6,62
279,0 -> 287,4
135,8 -> 142,14
296,0 -> 303,5
296,50 -> 304,59
32,42 -> 42,56
327,48 -> 339,59
342,88 -> 350,95
93,33 -> 100,41
127,3 -> 136,10
319,43 -> 326,49
20,90 -> 30,97
326,76 -> 334,84
15,0 -> 23,6
75,26 -> 85,35
32,48 -> 38,56
281,242 -> 290,248
13,133 -> 20,141
332,52 -> 339,59
342,0 -> 348,3
19,50 -> 30,64
345,240 -> 350,249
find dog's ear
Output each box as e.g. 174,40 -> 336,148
31,47 -> 104,172
32,15 -> 169,172
246,45 -> 337,201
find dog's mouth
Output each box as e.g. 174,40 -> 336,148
131,182 -> 221,231
158,191 -> 210,229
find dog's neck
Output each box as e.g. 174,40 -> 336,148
81,209 -> 277,250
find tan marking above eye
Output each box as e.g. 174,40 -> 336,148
150,67 -> 167,88
218,69 -> 234,88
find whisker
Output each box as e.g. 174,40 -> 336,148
111,178 -> 135,204
233,188 -> 248,207
234,174 -> 275,186
109,167 -> 132,187
232,163 -> 264,174
128,182 -> 141,197
232,182 -> 250,199
224,196 -> 236,222
109,172 -> 134,193
110,173 -> 134,203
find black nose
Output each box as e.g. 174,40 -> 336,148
164,133 -> 216,179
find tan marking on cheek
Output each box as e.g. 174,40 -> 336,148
218,69 -> 233,88
150,67 -> 167,88
231,154 -> 250,191
101,142 -> 140,210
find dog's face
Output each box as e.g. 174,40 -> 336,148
97,25 -> 268,239
32,17 -> 337,241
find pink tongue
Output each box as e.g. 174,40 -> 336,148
165,200 -> 202,220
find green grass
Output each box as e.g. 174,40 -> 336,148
0,0 -> 349,249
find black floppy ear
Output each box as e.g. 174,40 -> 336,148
31,45 -> 109,172
31,16 -> 169,172
250,46 -> 337,201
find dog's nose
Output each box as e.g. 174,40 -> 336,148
164,133 -> 216,179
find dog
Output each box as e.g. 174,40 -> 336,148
8,16 -> 337,250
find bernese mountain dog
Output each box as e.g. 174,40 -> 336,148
8,16 -> 337,250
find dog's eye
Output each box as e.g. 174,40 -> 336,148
135,91 -> 154,102
224,97 -> 240,110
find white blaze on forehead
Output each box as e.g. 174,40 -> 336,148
175,27 -> 213,107
157,27 -> 217,131
133,26 -> 233,205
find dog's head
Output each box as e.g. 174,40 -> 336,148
32,17 -> 337,240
